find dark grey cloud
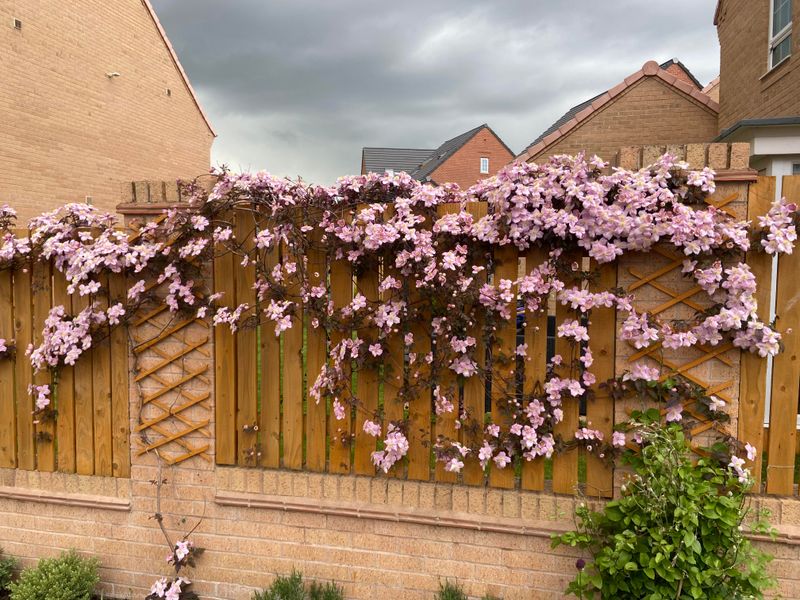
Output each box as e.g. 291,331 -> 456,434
151,0 -> 719,183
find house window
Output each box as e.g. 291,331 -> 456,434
793,162 -> 800,175
770,0 -> 792,68
480,157 -> 489,174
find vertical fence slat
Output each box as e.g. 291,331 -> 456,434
259,247 -> 281,468
328,257 -> 353,474
73,291 -> 94,475
434,368 -> 458,483
739,176 -> 775,490
282,242 -> 304,470
32,261 -> 54,471
353,265 -> 379,475
585,260 -> 616,498
434,204 -> 459,483
766,175 -> 800,495
552,257 -> 580,494
13,261 -> 34,470
381,260 -> 405,479
92,274 -> 113,476
407,282 -> 432,482
213,243 -> 237,465
521,248 -> 548,490
489,245 -> 517,489
0,270 -> 16,468
235,212 -> 258,466
53,272 -> 75,473
306,240 -> 328,472
108,273 -> 130,478
462,206 -> 488,486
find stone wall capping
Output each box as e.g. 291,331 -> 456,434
0,485 -> 131,512
215,490 -> 570,538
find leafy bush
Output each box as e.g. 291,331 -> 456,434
435,581 -> 467,600
9,551 -> 98,600
433,581 -> 499,600
0,550 -> 17,597
253,570 -> 344,600
553,421 -> 775,599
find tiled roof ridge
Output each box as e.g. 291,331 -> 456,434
516,60 -> 719,162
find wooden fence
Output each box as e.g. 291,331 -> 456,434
0,245 -> 130,477
212,175 -> 800,497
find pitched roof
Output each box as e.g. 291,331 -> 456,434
361,147 -> 435,175
362,124 -> 514,181
517,60 -> 719,162
658,59 -> 703,89
142,0 -> 216,136
409,124 -> 487,182
411,124 -> 514,183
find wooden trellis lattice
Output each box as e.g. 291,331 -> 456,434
621,189 -> 745,448
131,295 -> 212,465
126,217 -> 212,466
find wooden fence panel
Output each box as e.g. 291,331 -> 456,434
738,176 -> 775,490
552,255 -> 581,495
73,291 -> 95,475
407,282 -> 432,482
0,270 -> 15,468
434,204 -> 460,484
235,213 -> 258,466
585,261 -> 616,498
213,245 -> 237,465
31,261 -> 54,472
521,248 -> 548,491
461,216 -> 488,486
382,262 -> 406,479
92,273 -> 113,476
13,264 -> 35,471
353,265 -> 379,475
282,242 -> 304,470
328,257 -> 352,474
489,245 -> 517,489
259,247 -> 281,468
53,273 -> 75,473
306,240 -> 328,473
108,273 -> 130,478
766,175 -> 800,495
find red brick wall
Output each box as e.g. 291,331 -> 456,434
664,63 -> 699,88
529,77 -> 718,164
430,128 -> 514,189
717,0 -> 800,131
0,0 -> 213,222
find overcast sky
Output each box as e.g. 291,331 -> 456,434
151,0 -> 720,185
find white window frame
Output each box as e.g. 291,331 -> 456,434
479,157 -> 489,174
769,0 -> 792,69
792,162 -> 800,175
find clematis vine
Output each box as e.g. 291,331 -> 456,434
0,151 -> 797,478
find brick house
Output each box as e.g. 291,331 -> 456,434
361,124 -> 514,189
0,0 -> 215,222
516,59 -> 719,165
714,0 -> 800,180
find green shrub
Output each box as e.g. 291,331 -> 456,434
308,581 -> 345,600
0,550 -> 17,596
553,420 -> 776,599
9,551 -> 98,600
253,570 -> 344,600
435,581 -> 467,600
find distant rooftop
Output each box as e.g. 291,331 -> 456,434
361,147 -> 434,176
